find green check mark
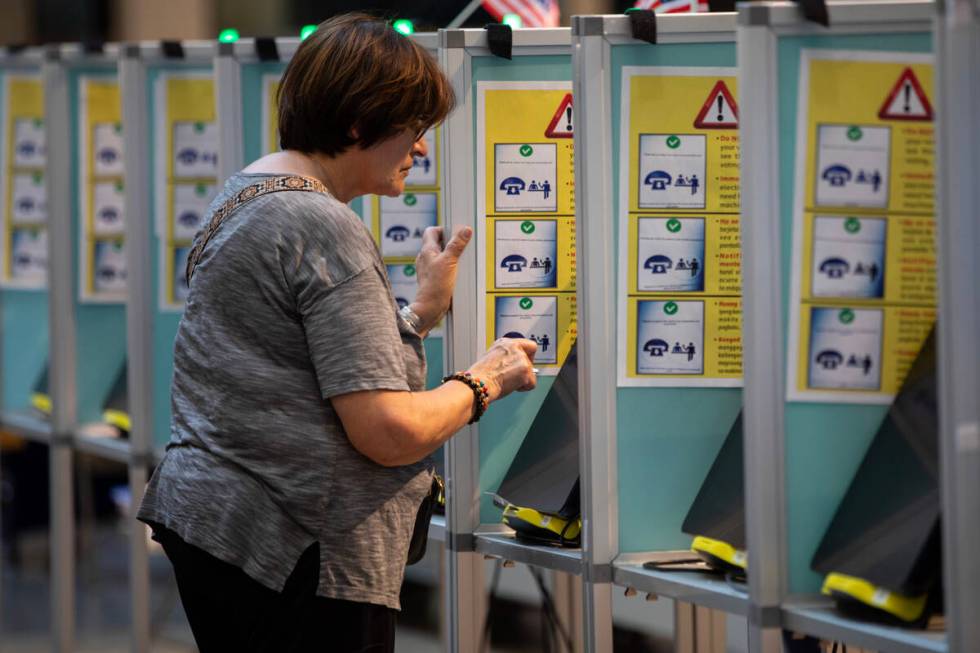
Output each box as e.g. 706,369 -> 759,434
664,301 -> 679,316
666,135 -> 681,149
519,144 -> 534,157
844,217 -> 861,234
839,308 -> 855,324
520,221 -> 535,234
847,126 -> 863,141
519,297 -> 533,310
403,193 -> 417,206
666,218 -> 682,233
404,265 -> 416,276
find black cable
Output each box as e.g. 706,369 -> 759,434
481,560 -> 503,653
529,566 -> 575,653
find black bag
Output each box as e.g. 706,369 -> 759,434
407,474 -> 444,565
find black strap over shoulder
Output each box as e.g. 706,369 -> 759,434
484,23 -> 512,60
626,9 -> 657,45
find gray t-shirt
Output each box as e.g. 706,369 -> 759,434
137,173 -> 432,610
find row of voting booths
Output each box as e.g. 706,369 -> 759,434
0,1 -> 976,651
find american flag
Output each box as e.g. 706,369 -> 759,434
632,0 -> 709,12
482,0 -> 561,28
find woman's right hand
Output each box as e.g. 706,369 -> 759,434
467,338 -> 538,402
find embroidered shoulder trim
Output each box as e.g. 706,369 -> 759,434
185,175 -> 328,283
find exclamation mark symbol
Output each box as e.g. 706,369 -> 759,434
566,106 -> 572,132
717,95 -> 724,122
904,82 -> 911,113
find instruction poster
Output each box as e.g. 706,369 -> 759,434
786,51 -> 937,404
2,73 -> 47,288
262,74 -> 280,154
79,76 -> 126,301
361,127 -> 443,335
154,72 -> 218,309
618,68 -> 742,387
477,82 -> 576,374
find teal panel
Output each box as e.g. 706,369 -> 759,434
1,290 -> 48,410
0,68 -> 48,412
147,65 -> 209,448
610,42 -> 743,552
240,62 -> 285,163
424,337 -> 443,390
775,32 -> 932,593
472,54 -> 572,523
69,68 -> 128,425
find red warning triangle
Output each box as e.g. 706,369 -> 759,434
878,68 -> 933,121
693,81 -> 738,129
544,93 -> 573,139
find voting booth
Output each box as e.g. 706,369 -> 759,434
0,47 -> 50,436
738,2 -> 950,651
572,12 -> 747,651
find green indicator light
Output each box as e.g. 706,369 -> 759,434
300,24 -> 317,40
502,13 -> 523,29
392,19 -> 415,35
218,28 -> 240,43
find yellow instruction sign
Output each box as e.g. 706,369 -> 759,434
618,68 -> 742,387
787,51 -> 937,403
79,76 -> 126,301
2,74 -> 47,288
477,82 -> 576,374
155,73 -> 217,309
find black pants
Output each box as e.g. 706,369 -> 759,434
153,525 -> 396,653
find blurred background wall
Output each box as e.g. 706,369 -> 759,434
0,0 -> 621,45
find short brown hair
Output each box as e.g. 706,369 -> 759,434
277,13 -> 454,156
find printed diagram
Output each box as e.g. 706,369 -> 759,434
92,122 -> 124,176
494,295 -> 558,364
93,241 -> 127,293
811,216 -> 886,299
387,263 -> 419,309
494,220 -> 558,289
93,181 -> 125,236
494,143 -> 558,213
807,307 -> 882,391
13,118 -> 46,168
10,228 -> 47,283
638,134 -> 706,209
405,127 -> 437,186
172,121 -> 219,178
172,183 -> 215,241
636,300 -> 705,375
636,217 -> 705,292
172,246 -> 190,303
379,192 -> 438,258
814,125 -> 890,208
11,173 -> 47,224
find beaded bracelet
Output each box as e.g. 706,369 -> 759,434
443,371 -> 490,424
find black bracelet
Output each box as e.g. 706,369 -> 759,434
443,371 -> 490,424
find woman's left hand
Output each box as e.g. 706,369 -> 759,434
410,225 -> 472,334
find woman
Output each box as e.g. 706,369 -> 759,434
137,14 -> 537,652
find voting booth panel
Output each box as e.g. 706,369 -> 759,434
738,2 -> 950,651
63,50 -> 130,434
0,50 -> 50,426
